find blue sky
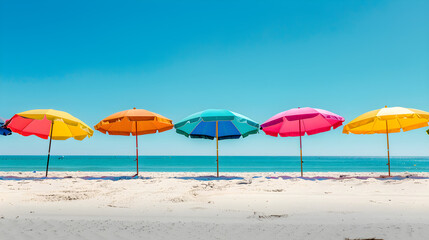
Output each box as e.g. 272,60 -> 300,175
0,0 -> 428,156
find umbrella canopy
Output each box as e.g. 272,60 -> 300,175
5,109 -> 93,176
343,107 -> 429,134
261,107 -> 345,177
343,106 -> 429,176
94,108 -> 173,176
174,109 -> 259,177
175,109 -> 259,140
261,107 -> 345,137
0,117 -> 12,136
6,109 -> 93,140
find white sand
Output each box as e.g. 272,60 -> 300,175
1,171 -> 428,240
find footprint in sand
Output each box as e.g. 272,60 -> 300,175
248,211 -> 288,220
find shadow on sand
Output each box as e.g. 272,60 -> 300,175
174,176 -> 244,181
0,175 -> 151,181
265,175 -> 429,181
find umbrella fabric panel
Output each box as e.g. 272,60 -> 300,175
200,109 -> 235,122
409,108 -> 429,118
216,118 -> 256,139
341,109 -> 380,132
174,111 -> 204,129
230,113 -> 259,137
377,107 -> 422,119
55,121 -> 93,140
96,117 -> 173,136
317,109 -> 345,125
231,111 -> 259,127
99,109 -> 172,124
261,121 -> 282,137
50,120 -> 75,140
262,107 -> 320,125
174,109 -> 235,128
175,119 -> 200,137
278,120 -> 301,137
303,114 -> 341,135
188,121 -> 242,140
283,108 -> 320,121
278,115 -> 334,137
232,121 -> 258,138
7,115 -> 51,139
190,121 -> 216,139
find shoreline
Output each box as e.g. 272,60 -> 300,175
1,171 -> 429,178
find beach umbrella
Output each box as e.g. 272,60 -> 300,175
94,108 -> 173,177
174,109 -> 259,177
5,109 -> 93,176
261,107 -> 345,177
0,117 -> 12,136
343,106 -> 429,176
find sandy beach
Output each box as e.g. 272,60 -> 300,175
0,171 -> 428,240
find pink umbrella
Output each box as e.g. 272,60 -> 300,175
261,107 -> 345,176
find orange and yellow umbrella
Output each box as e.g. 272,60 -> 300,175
343,106 -> 429,176
94,108 -> 173,176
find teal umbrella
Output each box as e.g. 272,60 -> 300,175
174,109 -> 259,177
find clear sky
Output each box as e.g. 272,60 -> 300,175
0,0 -> 428,156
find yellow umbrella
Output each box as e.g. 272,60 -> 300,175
343,106 -> 429,176
5,109 -> 94,176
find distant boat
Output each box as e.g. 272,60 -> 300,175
58,156 -> 65,160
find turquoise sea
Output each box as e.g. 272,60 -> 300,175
0,155 -> 428,172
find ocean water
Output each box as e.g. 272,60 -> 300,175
0,155 -> 428,172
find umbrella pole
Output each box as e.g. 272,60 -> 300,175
386,120 -> 390,176
299,119 -> 303,177
216,121 -> 219,178
45,121 -> 54,177
134,121 -> 139,177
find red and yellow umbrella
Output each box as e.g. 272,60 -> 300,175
5,109 -> 93,176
